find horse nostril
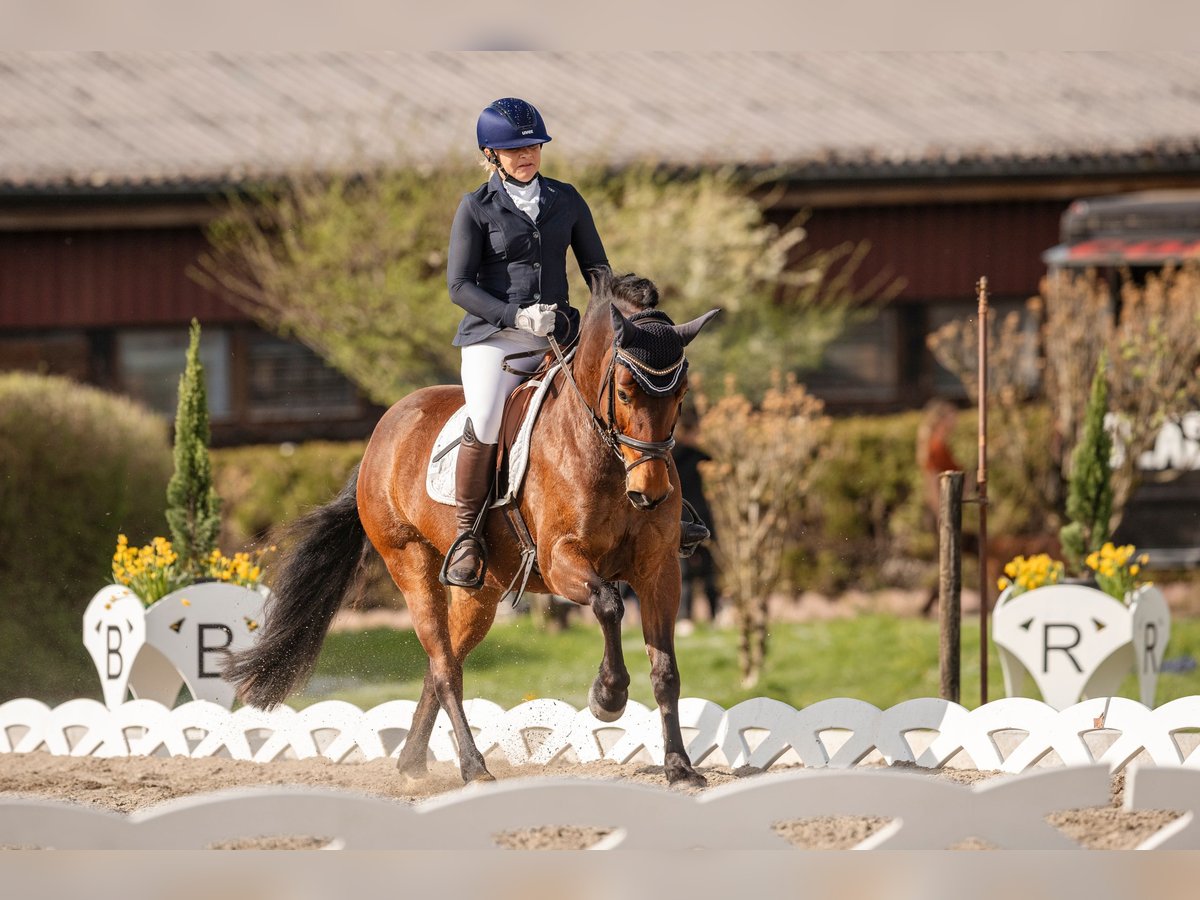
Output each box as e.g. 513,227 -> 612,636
627,491 -> 665,511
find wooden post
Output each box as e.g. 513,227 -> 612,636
977,277 -> 990,706
939,471 -> 964,703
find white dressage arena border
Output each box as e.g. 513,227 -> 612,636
4,694 -> 1200,773
0,765 -> 1198,850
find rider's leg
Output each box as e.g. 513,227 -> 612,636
444,416 -> 497,587
445,337 -> 540,588
678,500 -> 710,557
679,519 -> 710,557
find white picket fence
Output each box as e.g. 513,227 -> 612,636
2,765 -> 1199,850
7,695 -> 1200,850
4,694 -> 1200,772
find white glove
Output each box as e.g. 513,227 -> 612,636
514,303 -> 558,337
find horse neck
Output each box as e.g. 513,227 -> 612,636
572,304 -> 613,406
542,310 -> 620,480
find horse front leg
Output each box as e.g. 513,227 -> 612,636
588,581 -> 630,721
542,539 -> 630,722
631,559 -> 707,789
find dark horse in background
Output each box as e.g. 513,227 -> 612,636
223,270 -> 719,788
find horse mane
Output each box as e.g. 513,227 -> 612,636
585,266 -> 660,320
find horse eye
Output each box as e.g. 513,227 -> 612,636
617,390 -> 631,403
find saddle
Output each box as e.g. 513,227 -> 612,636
425,356 -> 559,509
425,352 -> 564,604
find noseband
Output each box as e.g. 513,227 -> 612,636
548,334 -> 678,475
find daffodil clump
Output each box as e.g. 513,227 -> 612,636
111,534 -> 188,606
1086,542 -> 1150,603
206,547 -> 269,588
112,535 -> 270,606
997,553 -> 1064,598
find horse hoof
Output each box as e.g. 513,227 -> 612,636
465,769 -> 497,784
668,769 -> 708,791
588,681 -> 626,723
395,768 -> 427,791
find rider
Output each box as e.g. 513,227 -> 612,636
443,97 -> 708,589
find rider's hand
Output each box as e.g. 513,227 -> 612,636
514,303 -> 558,337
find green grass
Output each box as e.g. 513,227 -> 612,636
297,613 -> 1200,711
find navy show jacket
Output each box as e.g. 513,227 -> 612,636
447,172 -> 608,347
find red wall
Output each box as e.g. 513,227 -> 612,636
0,227 -> 247,330
0,198 -> 1071,333
797,199 -> 1067,302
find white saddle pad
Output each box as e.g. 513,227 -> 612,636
426,364 -> 560,507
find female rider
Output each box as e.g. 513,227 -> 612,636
443,97 -> 707,588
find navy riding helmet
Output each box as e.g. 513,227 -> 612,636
476,98 -> 553,150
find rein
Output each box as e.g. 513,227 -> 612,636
548,330 -> 676,474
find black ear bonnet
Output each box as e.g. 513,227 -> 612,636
612,309 -> 688,396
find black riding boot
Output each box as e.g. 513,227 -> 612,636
679,520 -> 710,558
677,496 -> 711,557
443,418 -> 498,588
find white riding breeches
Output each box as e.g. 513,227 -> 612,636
460,328 -> 550,444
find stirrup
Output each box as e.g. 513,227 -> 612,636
440,533 -> 488,589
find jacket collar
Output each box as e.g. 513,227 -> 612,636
486,172 -> 557,222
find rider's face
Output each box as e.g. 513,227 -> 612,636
491,144 -> 542,181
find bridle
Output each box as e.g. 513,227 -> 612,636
547,330 -> 679,474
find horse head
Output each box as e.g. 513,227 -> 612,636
579,269 -> 719,510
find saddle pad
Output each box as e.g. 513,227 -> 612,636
426,364 -> 560,507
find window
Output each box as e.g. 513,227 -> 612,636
116,328 -> 232,420
246,331 -> 360,421
927,298 -> 1038,399
0,330 -> 90,380
800,309 -> 900,403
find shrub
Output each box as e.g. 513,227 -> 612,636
789,405 -> 1055,596
0,374 -> 172,701
796,410 -> 928,594
1059,356 -> 1114,575
165,319 -> 221,576
698,375 -> 829,687
211,440 -> 398,609
211,441 -> 365,547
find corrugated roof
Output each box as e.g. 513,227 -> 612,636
2,51 -> 1200,193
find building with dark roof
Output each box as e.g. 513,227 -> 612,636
3,51 -> 1200,441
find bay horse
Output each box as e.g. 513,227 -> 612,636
223,269 -> 719,788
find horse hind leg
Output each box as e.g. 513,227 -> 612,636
384,541 -> 501,785
588,582 -> 631,722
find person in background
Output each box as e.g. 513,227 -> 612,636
918,399 -> 964,616
672,404 -> 720,634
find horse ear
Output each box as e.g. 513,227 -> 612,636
672,309 -> 721,346
610,304 -> 634,347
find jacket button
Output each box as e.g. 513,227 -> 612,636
533,262 -> 540,269
533,293 -> 541,300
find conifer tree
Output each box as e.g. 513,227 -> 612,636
166,319 -> 221,576
1059,354 -> 1114,575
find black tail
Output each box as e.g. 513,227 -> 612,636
222,467 -> 370,708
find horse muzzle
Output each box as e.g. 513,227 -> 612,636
626,487 -> 670,511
